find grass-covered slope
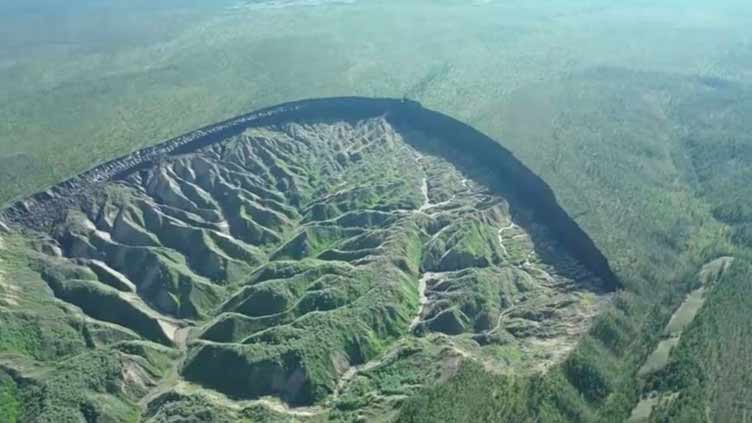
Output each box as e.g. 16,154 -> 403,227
0,231 -> 180,422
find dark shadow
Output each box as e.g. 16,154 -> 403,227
385,107 -> 618,291
1,96 -> 619,290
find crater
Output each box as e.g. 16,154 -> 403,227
1,97 -> 619,408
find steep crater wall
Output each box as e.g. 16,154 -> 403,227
1,97 -> 618,290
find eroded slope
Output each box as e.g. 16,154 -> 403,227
1,105 -> 616,421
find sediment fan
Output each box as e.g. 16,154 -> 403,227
0,98 -> 619,417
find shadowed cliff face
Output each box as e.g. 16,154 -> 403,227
1,98 -> 618,411
1,97 -> 617,291
389,104 -> 619,290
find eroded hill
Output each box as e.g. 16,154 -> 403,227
0,99 -> 617,421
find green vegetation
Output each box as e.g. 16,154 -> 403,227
0,233 -> 174,422
3,1 -> 752,422
649,260 -> 752,423
398,362 -> 596,423
1,1 -> 750,207
393,69 -> 752,423
0,114 -> 613,420
0,374 -> 19,423
639,86 -> 752,421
